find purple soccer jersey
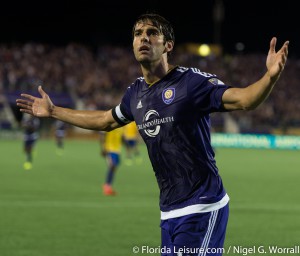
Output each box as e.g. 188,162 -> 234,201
112,66 -> 231,213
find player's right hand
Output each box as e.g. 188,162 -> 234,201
16,86 -> 55,117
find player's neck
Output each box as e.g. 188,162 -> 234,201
141,61 -> 174,85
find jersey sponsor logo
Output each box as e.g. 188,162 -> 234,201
162,88 -> 175,104
137,110 -> 174,137
208,78 -> 225,85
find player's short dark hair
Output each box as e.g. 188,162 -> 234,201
132,13 -> 175,45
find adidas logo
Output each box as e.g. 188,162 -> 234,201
137,100 -> 143,109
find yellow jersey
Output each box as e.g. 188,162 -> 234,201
103,127 -> 123,153
123,122 -> 138,140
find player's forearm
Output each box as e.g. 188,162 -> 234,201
224,71 -> 277,111
242,71 -> 278,109
50,106 -> 114,131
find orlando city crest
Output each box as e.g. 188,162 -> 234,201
162,88 -> 175,104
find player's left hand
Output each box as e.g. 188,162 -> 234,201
266,37 -> 289,81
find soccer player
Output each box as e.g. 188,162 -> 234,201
122,121 -> 142,165
99,127 -> 123,196
16,13 -> 289,256
21,113 -> 40,170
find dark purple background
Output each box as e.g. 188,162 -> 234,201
0,0 -> 297,57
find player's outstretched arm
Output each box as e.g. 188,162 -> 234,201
16,86 -> 121,131
222,37 -> 289,111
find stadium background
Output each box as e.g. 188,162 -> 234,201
0,1 -> 299,255
1,0 -> 299,136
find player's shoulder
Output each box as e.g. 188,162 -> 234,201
122,77 -> 145,96
175,66 -> 217,79
174,66 -> 227,88
129,77 -> 144,88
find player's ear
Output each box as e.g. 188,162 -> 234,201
164,40 -> 174,54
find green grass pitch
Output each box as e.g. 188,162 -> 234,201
0,139 -> 299,256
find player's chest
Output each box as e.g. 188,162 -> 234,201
130,84 -> 193,139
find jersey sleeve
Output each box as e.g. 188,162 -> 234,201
112,86 -> 134,126
187,72 -> 231,113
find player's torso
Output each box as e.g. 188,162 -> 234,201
126,68 -> 226,210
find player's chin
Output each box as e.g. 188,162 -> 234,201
134,49 -> 150,60
136,55 -> 151,63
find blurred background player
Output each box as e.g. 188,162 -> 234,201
54,120 -> 67,156
21,113 -> 40,170
99,127 -> 124,196
122,121 -> 142,166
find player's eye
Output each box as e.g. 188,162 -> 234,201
134,31 -> 142,37
148,30 -> 159,36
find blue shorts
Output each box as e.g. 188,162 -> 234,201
107,152 -> 120,166
160,204 -> 229,256
125,139 -> 137,147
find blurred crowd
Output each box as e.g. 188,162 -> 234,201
0,42 -> 299,134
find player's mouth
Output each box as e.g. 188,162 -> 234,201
139,45 -> 150,52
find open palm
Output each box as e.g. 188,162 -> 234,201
266,37 -> 289,80
16,86 -> 54,117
